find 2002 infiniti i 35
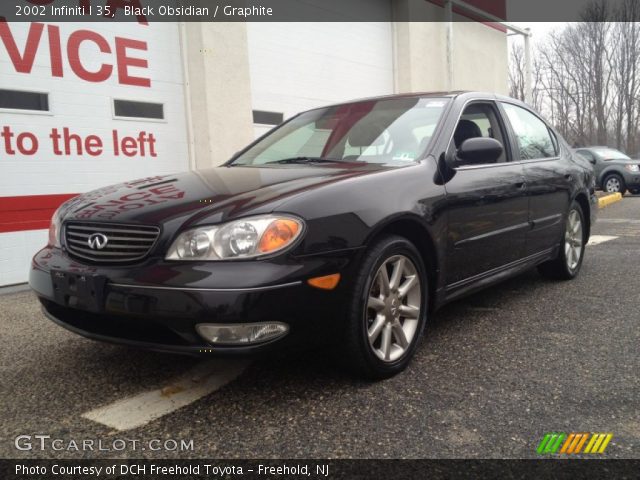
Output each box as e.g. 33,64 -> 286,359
30,92 -> 597,378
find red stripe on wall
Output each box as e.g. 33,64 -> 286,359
0,193 -> 78,233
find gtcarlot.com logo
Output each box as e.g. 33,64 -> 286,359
537,432 -> 613,455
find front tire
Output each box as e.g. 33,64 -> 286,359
343,235 -> 428,380
538,201 -> 586,280
603,173 -> 626,195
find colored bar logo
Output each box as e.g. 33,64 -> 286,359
537,433 -> 613,454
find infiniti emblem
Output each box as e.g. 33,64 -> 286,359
390,298 -> 399,316
87,233 -> 109,250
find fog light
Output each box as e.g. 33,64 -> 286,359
196,322 -> 289,345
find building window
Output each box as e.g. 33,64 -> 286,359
114,100 -> 164,120
253,110 -> 284,126
0,89 -> 49,111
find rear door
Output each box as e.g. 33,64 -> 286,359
500,102 -> 571,257
443,101 -> 528,289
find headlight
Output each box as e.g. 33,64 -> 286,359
166,215 -> 304,261
48,207 -> 62,248
624,164 -> 640,172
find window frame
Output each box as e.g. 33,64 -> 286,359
498,101 -> 560,162
111,98 -> 166,123
446,100 -> 514,168
0,88 -> 52,116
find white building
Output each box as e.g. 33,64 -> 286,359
0,0 -> 508,286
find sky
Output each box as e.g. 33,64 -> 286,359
509,22 -> 568,48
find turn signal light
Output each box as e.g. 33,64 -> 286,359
307,273 -> 341,290
258,219 -> 300,254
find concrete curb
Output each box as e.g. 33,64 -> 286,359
598,193 -> 623,208
0,283 -> 30,296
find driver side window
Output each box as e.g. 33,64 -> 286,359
451,103 -> 508,163
576,150 -> 595,163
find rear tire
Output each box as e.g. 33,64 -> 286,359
603,173 -> 626,195
343,235 -> 428,380
538,200 -> 586,280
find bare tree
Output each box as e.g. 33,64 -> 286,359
509,43 -> 526,101
511,0 -> 640,152
508,40 -> 544,110
612,0 -> 640,155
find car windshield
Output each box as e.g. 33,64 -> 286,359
230,97 -> 450,167
597,148 -> 630,160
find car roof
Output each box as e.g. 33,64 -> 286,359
313,91 -> 526,111
579,146 -> 619,151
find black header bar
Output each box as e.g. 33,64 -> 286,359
0,0 -> 635,23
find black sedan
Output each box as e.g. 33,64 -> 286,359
30,92 -> 597,379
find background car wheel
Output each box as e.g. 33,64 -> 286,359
343,235 -> 428,380
538,201 -> 586,280
603,174 -> 626,195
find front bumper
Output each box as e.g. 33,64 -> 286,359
620,170 -> 640,189
30,247 -> 359,355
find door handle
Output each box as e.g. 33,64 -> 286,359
565,174 -> 573,181
515,182 -> 526,190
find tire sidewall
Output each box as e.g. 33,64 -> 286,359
561,201 -> 586,278
353,237 -> 428,376
604,174 -> 624,193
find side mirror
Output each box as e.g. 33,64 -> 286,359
453,137 -> 504,167
589,157 -> 597,165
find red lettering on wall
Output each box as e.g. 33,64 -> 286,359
67,30 -> 113,83
0,20 -> 150,87
16,132 -> 38,155
0,21 -> 44,74
47,24 -> 63,77
115,37 -> 150,87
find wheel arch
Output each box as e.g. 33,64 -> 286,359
600,169 -> 625,188
573,192 -> 591,240
364,214 -> 440,311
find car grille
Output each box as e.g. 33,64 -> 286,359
64,222 -> 160,264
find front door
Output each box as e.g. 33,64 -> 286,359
443,101 -> 529,289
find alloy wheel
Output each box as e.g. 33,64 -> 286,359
366,255 -> 422,362
605,177 -> 621,193
565,209 -> 583,271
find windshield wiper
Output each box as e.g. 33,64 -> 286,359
264,157 -> 342,165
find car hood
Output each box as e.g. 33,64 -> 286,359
59,164 -> 392,228
603,159 -> 639,165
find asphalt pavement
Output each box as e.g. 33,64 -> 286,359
1,196 -> 638,459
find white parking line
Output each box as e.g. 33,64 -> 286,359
587,235 -> 618,246
81,359 -> 250,431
